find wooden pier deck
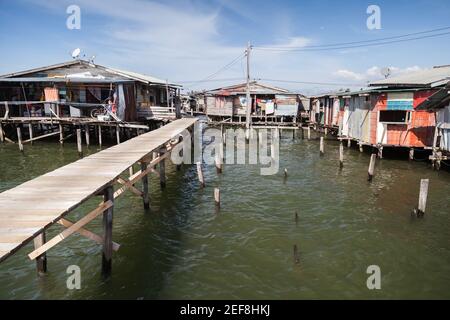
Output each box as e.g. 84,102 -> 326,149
0,118 -> 197,271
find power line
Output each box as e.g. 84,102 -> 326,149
253,30 -> 450,52
257,78 -> 366,87
254,26 -> 450,49
184,52 -> 246,88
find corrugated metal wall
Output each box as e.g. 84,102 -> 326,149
437,105 -> 450,152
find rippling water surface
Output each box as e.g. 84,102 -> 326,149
0,124 -> 449,299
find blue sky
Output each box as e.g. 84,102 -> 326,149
1,0 -> 450,94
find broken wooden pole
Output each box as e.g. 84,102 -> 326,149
159,147 -> 166,188
214,188 -> 220,208
417,179 -> 429,217
17,127 -> 23,152
339,142 -> 344,168
85,125 -> 90,146
59,124 -> 64,144
28,124 -> 33,145
293,244 -> 300,264
215,146 -> 223,174
368,154 -> 376,182
102,186 -> 114,276
140,163 -> 150,210
33,232 -> 47,275
76,128 -> 82,157
409,148 -> 414,161
196,162 -> 205,188
320,137 -> 324,156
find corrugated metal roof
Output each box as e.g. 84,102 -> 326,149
369,65 -> 450,87
416,82 -> 450,110
0,60 -> 181,87
205,81 -> 293,95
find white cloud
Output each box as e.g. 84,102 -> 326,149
333,65 -> 425,83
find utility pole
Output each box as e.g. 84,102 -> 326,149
245,42 -> 252,140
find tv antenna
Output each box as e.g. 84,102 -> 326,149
381,67 -> 391,79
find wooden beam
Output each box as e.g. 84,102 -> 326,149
58,218 -> 120,251
28,201 -> 113,260
117,177 -> 143,197
23,131 -> 60,144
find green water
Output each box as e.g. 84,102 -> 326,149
0,127 -> 449,300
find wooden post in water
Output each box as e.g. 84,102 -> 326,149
102,186 -> 114,276
284,168 -> 288,178
98,125 -> 102,147
368,154 -> 376,182
215,142 -> 223,174
319,137 -> 324,156
339,142 -> 344,168
0,123 -> 4,143
293,244 -> 300,264
59,124 -> 64,144
214,188 -> 220,208
116,125 -> 120,145
301,127 -> 304,140
197,162 -> 205,188
409,148 -> 414,161
141,162 -> 150,210
324,127 -> 328,136
377,146 -> 383,159
28,124 -> 33,145
76,129 -> 82,157
417,179 -> 429,217
159,147 -> 166,188
17,127 -> 23,152
33,232 -> 47,275
347,138 -> 351,148
307,126 -> 311,140
359,143 -> 363,153
85,125 -> 90,146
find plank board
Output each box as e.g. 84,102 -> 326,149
0,118 -> 197,263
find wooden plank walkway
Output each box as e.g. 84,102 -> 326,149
0,118 -> 197,263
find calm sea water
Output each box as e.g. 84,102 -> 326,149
0,125 -> 449,299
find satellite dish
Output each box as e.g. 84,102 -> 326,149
381,67 -> 391,79
71,48 -> 81,59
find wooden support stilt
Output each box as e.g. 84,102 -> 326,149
98,125 -> 102,147
359,143 -> 363,153
324,127 -> 328,136
347,138 -> 351,148
368,154 -> 376,182
197,162 -> 205,188
76,129 -> 82,157
159,147 -> 166,188
214,188 -> 220,208
301,127 -> 304,140
59,124 -> 63,144
17,127 -> 23,152
215,144 -> 223,174
284,168 -> 288,178
85,125 -> 90,146
409,148 -> 414,161
102,186 -> 114,276
33,232 -> 47,275
307,126 -> 311,140
116,125 -> 120,145
319,137 -> 324,156
28,124 -> 33,145
141,162 -> 150,210
0,122 -> 4,143
378,146 -> 383,159
339,142 -> 344,168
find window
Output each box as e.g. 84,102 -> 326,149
379,110 -> 409,123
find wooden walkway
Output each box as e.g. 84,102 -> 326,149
0,118 -> 197,269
